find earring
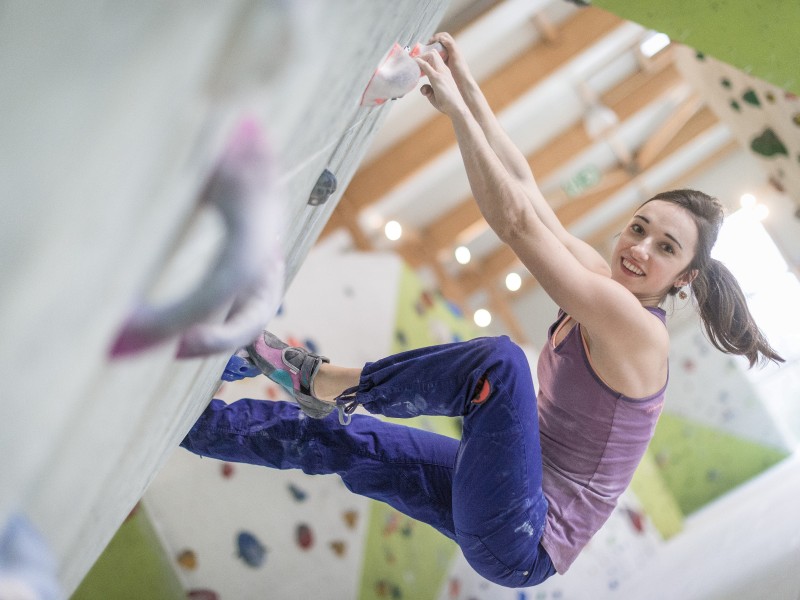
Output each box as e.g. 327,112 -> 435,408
678,288 -> 688,300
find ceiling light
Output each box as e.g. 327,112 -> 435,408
384,220 -> 402,241
753,204 -> 769,221
505,272 -> 522,292
454,246 -> 471,265
740,193 -> 757,208
640,31 -> 670,58
473,309 -> 492,328
362,208 -> 384,231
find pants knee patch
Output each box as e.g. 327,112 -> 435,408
471,374 -> 492,405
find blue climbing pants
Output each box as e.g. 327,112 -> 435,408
182,336 -> 555,587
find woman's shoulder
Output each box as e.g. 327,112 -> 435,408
581,305 -> 669,397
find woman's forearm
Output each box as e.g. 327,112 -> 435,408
458,77 -> 536,184
456,77 -> 610,276
449,106 -> 533,242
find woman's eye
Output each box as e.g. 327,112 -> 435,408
662,244 -> 674,254
631,224 -> 643,234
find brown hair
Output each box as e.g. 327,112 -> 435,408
643,189 -> 784,367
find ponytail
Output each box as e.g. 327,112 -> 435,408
691,258 -> 784,367
644,189 -> 784,368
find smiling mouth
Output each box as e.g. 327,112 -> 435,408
622,258 -> 644,276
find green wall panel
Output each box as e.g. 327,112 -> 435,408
593,0 -> 800,94
71,507 -> 183,600
648,413 -> 788,516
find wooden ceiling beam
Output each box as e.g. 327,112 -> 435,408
487,286 -> 529,344
320,195 -> 373,251
531,12 -> 560,44
341,7 -> 624,214
634,94 -> 704,170
396,240 -> 469,306
456,244 -> 518,295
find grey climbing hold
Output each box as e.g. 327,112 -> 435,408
308,168 -> 337,206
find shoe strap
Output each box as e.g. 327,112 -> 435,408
284,347 -> 329,397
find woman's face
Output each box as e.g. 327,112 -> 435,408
611,200 -> 700,306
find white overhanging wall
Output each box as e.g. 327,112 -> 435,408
0,1 -> 448,594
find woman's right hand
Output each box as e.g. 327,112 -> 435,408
415,48 -> 468,117
428,32 -> 475,92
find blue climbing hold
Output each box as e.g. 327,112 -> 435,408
236,531 -> 267,568
221,354 -> 261,381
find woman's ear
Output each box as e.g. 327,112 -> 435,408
674,268 -> 699,288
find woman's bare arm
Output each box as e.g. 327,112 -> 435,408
430,33 -> 611,277
416,49 -> 662,355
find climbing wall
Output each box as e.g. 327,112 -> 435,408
593,0 -> 800,95
674,45 -> 800,211
439,486 -> 664,600
0,1 -> 449,595
644,322 -> 791,516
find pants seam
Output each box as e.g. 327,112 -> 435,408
350,447 -> 454,469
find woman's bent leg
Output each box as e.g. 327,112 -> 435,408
182,399 -> 459,540
349,336 -> 555,587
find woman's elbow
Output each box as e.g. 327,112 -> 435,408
494,211 -> 534,245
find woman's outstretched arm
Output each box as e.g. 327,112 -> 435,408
415,48 -> 662,355
427,33 -> 610,277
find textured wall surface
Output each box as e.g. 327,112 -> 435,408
0,1 -> 448,594
594,0 -> 800,94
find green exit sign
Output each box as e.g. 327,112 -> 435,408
562,165 -> 602,198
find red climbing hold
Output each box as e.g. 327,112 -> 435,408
296,523 -> 314,550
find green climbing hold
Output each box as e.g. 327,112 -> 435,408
720,78 -> 732,89
742,89 -> 760,107
730,100 -> 741,112
793,113 -> 800,127
750,128 -> 788,158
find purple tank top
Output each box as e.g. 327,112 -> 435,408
536,307 -> 667,573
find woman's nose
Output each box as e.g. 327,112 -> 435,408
631,240 -> 650,259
